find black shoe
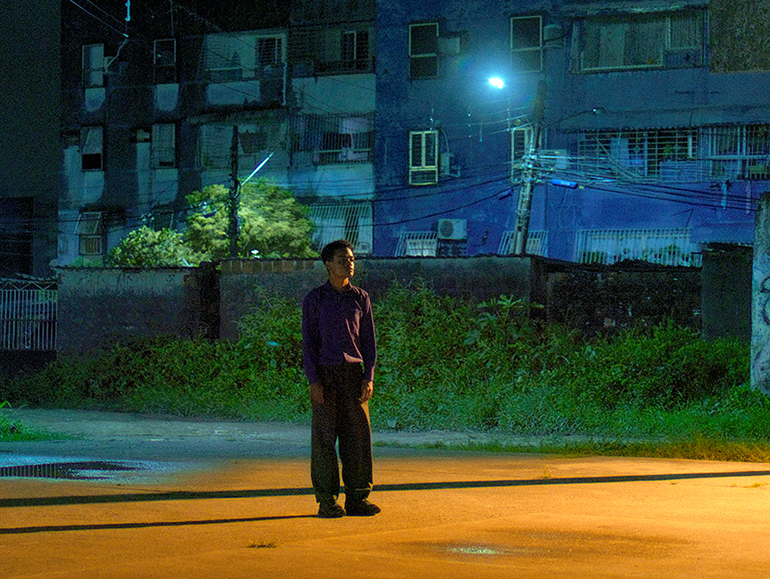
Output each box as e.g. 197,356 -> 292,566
318,501 -> 345,518
345,499 -> 381,516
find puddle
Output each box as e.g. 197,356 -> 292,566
0,456 -> 181,483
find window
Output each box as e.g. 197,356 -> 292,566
75,212 -> 104,256
152,124 -> 176,168
341,30 -> 371,72
82,44 -> 104,87
511,125 -> 536,182
310,203 -> 373,254
204,32 -> 284,81
395,232 -> 438,257
580,10 -> 703,71
575,228 -> 701,267
409,130 -> 439,185
81,126 -> 103,171
291,113 -> 375,165
578,128 -> 699,180
154,39 -> 176,83
511,16 -> 543,72
199,122 -> 274,170
409,23 -> 439,79
707,125 -> 770,180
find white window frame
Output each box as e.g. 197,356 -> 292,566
152,124 -> 176,168
409,22 -> 439,79
341,29 -> 370,71
81,126 -> 103,171
75,212 -> 104,256
409,130 -> 439,186
395,232 -> 438,257
511,125 -> 536,182
82,44 -> 105,87
510,15 -> 543,73
580,10 -> 704,72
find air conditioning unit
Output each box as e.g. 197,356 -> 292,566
437,219 -> 467,240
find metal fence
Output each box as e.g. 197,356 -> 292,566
0,279 -> 57,351
574,227 -> 702,267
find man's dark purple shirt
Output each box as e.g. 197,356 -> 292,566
302,281 -> 377,385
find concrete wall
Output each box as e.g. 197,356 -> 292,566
57,256 -> 711,355
218,256 -> 535,341
752,193 -> 770,395
702,244 -> 752,342
57,265 -> 217,356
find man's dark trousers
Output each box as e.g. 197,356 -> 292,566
311,363 -> 373,504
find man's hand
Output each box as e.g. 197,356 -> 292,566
310,382 -> 324,404
360,380 -> 374,404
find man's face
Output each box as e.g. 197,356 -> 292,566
326,247 -> 355,280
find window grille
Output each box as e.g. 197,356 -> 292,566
310,203 -> 373,254
577,128 -> 700,181
0,281 -> 57,351
154,39 -> 176,84
707,125 -> 770,180
577,124 -> 770,182
409,23 -> 439,79
409,130 -> 439,185
75,212 -> 104,256
498,230 -> 548,256
574,228 -> 701,267
395,231 -> 438,257
291,113 -> 374,165
580,10 -> 703,71
510,16 -> 543,72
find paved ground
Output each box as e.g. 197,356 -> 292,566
2,408 -> 770,578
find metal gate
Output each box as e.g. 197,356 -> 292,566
0,279 -> 57,351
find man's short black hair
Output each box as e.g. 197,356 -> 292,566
321,239 -> 354,263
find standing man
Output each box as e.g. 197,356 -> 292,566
302,239 -> 381,518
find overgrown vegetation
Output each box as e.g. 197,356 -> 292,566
106,181 -> 316,267
2,281 -> 765,459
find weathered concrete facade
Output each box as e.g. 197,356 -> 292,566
752,193 -> 770,395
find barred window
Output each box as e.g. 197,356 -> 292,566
580,10 -> 703,71
291,113 -> 374,165
577,128 -> 698,180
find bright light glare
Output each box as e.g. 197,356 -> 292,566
488,77 -> 505,89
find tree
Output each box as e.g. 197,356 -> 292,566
185,181 -> 317,259
107,181 -> 316,267
105,227 -> 206,267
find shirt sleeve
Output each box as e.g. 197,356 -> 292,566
301,292 -> 321,385
359,292 -> 377,382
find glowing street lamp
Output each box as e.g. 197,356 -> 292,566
488,77 -> 505,90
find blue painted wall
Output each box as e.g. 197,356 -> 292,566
373,0 -> 770,260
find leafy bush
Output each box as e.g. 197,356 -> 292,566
1,282 -> 755,441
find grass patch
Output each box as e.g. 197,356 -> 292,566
0,402 -> 66,442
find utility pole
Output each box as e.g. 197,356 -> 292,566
229,125 -> 240,259
512,80 -> 547,255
